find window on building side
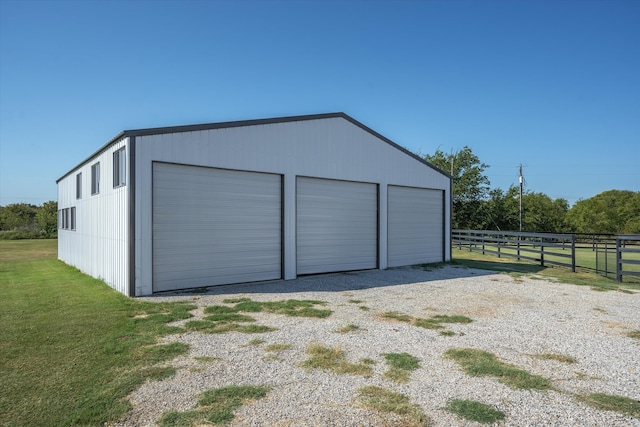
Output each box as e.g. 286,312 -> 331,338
58,210 -> 62,229
62,208 -> 69,230
70,207 -> 76,231
91,162 -> 100,195
76,173 -> 82,199
113,148 -> 126,188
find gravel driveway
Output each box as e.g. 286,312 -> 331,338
116,265 -> 639,426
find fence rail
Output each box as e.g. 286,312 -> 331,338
617,235 -> 640,282
452,230 -> 640,282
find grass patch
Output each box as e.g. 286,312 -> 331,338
383,311 -> 413,322
445,348 -> 552,390
382,352 -> 420,371
414,318 -> 444,330
158,385 -> 269,426
265,343 -> 293,352
446,399 -> 506,424
140,366 -> 178,381
185,320 -> 275,334
301,344 -> 373,377
348,299 -> 363,304
359,306 -> 370,311
211,298 -> 332,319
204,313 -> 257,323
430,314 -> 473,324
194,356 -> 216,363
243,338 -> 266,347
627,330 -> 640,339
237,299 -> 332,318
188,300 -> 329,334
0,239 -> 197,426
382,352 -> 420,383
578,393 -> 640,418
439,330 -> 456,337
357,386 -> 429,426
139,342 -> 190,364
335,324 -> 360,333
530,353 -> 578,363
383,311 -> 472,334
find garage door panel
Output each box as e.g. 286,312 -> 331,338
388,186 -> 443,267
296,177 -> 377,275
153,163 -> 282,292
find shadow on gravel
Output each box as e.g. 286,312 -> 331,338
146,263 -> 516,298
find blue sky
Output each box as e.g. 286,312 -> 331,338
1,0 -> 638,207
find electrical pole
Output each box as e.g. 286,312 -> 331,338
519,163 -> 523,232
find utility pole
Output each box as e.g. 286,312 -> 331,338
519,163 -> 523,232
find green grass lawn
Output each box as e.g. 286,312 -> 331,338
0,240 -> 196,427
452,247 -> 640,291
453,241 -> 640,273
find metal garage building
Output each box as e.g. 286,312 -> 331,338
57,113 -> 452,296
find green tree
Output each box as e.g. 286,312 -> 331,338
566,190 -> 640,234
0,203 -> 38,231
424,146 -> 490,229
36,200 -> 58,238
522,192 -> 569,233
481,186 -> 520,231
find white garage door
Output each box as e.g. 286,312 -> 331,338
388,185 -> 443,267
153,163 -> 282,292
296,177 -> 377,275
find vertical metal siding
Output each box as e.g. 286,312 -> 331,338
57,138 -> 129,295
387,186 -> 444,267
131,116 -> 451,294
296,177 -> 378,275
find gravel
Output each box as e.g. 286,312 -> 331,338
114,265 -> 640,426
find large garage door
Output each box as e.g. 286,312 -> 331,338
153,163 -> 282,292
296,177 -> 377,275
388,185 -> 443,267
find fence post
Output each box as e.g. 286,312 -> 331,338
571,234 -> 576,272
604,242 -> 608,278
616,237 -> 622,283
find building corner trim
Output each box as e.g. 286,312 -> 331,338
128,136 -> 136,297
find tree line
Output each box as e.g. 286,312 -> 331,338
0,201 -> 58,239
424,146 -> 639,234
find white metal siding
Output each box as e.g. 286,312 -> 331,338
57,138 -> 129,295
296,177 -> 377,275
387,186 -> 443,267
152,163 -> 282,292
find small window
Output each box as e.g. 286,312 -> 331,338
76,172 -> 82,199
62,208 -> 68,230
58,210 -> 62,229
91,162 -> 100,195
70,207 -> 76,231
113,148 -> 126,188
